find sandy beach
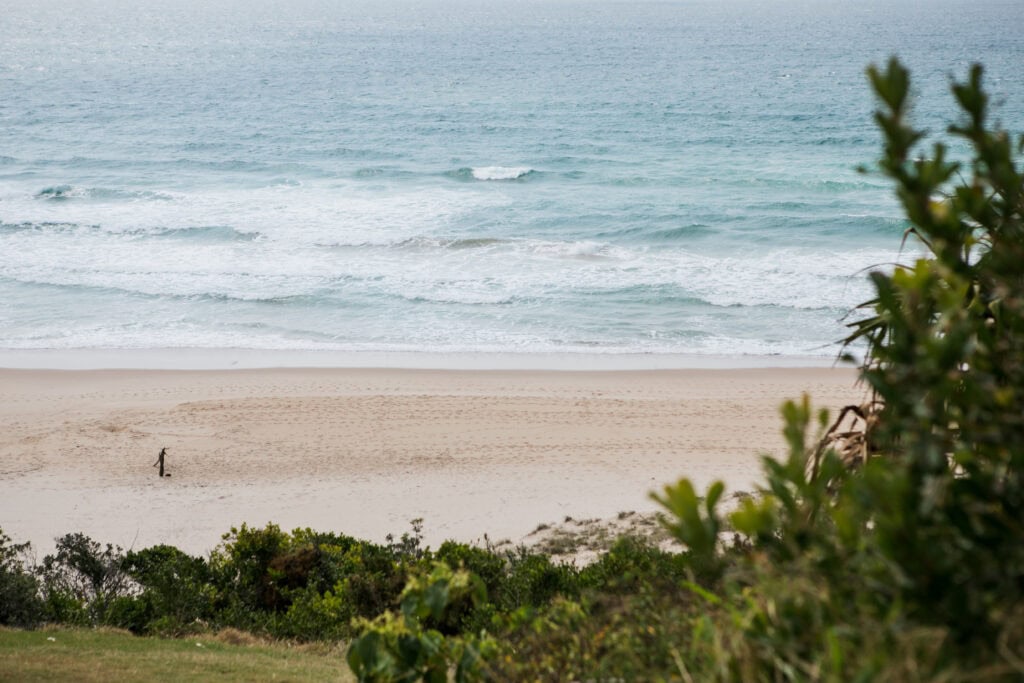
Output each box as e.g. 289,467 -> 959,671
0,364 -> 862,556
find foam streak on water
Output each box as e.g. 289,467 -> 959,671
0,0 -> 1021,358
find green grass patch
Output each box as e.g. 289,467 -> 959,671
0,627 -> 354,682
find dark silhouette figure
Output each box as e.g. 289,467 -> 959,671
153,447 -> 167,477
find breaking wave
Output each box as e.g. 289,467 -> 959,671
446,166 -> 537,181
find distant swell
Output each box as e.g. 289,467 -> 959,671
648,224 -> 714,241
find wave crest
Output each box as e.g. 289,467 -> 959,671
0,220 -> 260,242
473,166 -> 534,181
446,166 -> 536,181
34,185 -> 176,202
35,185 -> 85,200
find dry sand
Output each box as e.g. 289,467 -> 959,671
0,366 -> 862,556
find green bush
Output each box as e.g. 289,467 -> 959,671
207,523 -> 411,639
37,533 -> 131,627
347,562 -> 495,683
432,541 -> 505,598
103,594 -> 154,633
0,528 -> 44,627
121,545 -> 213,635
273,583 -> 350,642
208,523 -> 292,622
333,540 -> 409,623
497,547 -> 579,611
846,58 -> 1024,645
423,541 -> 505,634
577,535 -> 690,595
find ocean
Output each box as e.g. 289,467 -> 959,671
1,0 -> 1022,360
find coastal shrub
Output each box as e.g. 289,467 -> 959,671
424,541 -> 505,634
487,588 -> 701,682
432,541 -> 505,598
384,518 -> 426,561
103,594 -> 154,634
120,545 -> 213,635
497,547 -> 580,611
208,523 -> 292,622
577,535 -> 690,595
273,583 -> 350,642
266,528 -> 379,640
347,561 -> 496,683
844,58 -> 1024,644
37,533 -> 132,627
206,523 -> 413,639
287,527 -> 363,590
0,528 -> 44,627
334,540 -> 409,622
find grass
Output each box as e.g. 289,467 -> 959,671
0,626 -> 355,682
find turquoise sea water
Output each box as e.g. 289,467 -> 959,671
1,0 -> 1022,357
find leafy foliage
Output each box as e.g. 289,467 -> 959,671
346,562 -> 495,683
206,523 -> 410,638
37,533 -> 132,626
121,545 -> 214,635
0,528 -> 43,627
849,58 -> 1024,643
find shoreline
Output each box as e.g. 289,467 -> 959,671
0,364 -> 863,557
0,348 -> 855,371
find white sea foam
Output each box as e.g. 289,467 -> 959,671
470,166 -> 533,181
0,181 -> 503,246
525,239 -> 628,260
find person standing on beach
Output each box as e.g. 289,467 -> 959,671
153,447 -> 167,477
